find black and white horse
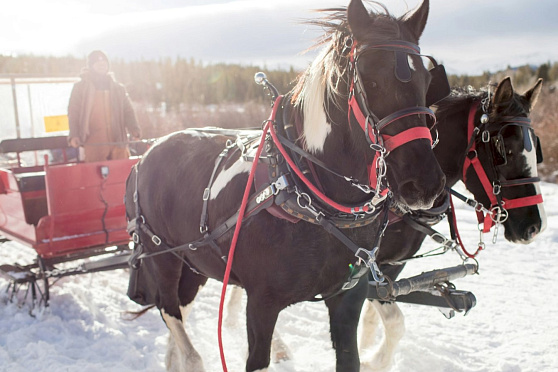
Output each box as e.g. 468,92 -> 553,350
355,77 -> 546,371
124,1 -> 447,371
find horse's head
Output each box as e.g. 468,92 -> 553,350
465,77 -> 546,244
344,0 -> 445,210
291,0 -> 446,212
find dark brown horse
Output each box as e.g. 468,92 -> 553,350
339,77 -> 546,371
355,77 -> 546,371
124,1 -> 446,371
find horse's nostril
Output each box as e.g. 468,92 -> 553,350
524,225 -> 539,241
398,172 -> 445,208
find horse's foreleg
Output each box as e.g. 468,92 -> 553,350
163,269 -> 208,372
361,301 -> 405,372
245,295 -> 281,372
325,278 -> 368,372
162,308 -> 205,372
226,286 -> 291,364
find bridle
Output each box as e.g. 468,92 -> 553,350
346,38 -> 445,193
462,100 -> 544,235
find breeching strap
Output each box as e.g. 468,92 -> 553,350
217,98 -> 281,372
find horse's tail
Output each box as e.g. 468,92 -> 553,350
122,304 -> 156,321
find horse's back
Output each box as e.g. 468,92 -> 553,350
127,129 -> 237,244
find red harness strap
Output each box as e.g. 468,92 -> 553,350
217,97 -> 285,372
462,101 -> 544,234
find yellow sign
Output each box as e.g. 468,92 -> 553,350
44,115 -> 69,132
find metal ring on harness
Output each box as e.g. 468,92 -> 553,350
296,191 -> 312,209
489,205 -> 509,224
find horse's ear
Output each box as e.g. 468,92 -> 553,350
523,78 -> 543,110
493,77 -> 514,106
402,0 -> 429,41
347,0 -> 374,40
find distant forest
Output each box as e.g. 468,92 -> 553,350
1,54 -> 557,111
2,54 -> 558,178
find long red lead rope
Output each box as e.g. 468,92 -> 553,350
217,112 -> 277,371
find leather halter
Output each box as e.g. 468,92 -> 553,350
347,40 -> 436,188
462,101 -> 543,233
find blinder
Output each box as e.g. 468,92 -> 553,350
353,42 -> 450,108
536,136 -> 544,164
488,120 -> 543,167
425,59 -> 450,106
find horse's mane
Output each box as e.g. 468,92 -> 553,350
291,3 -> 401,106
289,2 -> 407,152
436,84 -> 529,123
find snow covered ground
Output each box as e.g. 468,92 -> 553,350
1,182 -> 557,372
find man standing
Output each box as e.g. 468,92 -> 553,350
68,50 -> 141,162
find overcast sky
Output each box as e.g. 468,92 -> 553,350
2,0 -> 558,75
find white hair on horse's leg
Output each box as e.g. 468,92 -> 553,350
179,303 -> 194,323
162,308 -> 206,372
165,332 -> 180,372
358,299 -> 381,354
364,301 -> 405,372
224,285 -> 244,328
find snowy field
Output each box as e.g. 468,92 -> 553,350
1,182 -> 557,372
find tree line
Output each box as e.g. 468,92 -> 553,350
1,54 -> 556,111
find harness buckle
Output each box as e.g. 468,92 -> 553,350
202,187 -> 211,201
482,130 -> 490,143
492,182 -> 501,196
152,235 -> 162,246
271,175 -> 290,195
132,232 -> 140,244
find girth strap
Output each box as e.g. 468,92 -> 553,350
200,145 -> 233,234
127,178 -> 277,268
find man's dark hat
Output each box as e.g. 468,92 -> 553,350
87,50 -> 109,69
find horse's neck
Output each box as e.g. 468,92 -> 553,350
434,104 -> 473,187
296,97 -> 371,204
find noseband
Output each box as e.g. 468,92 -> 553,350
463,100 -> 544,233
